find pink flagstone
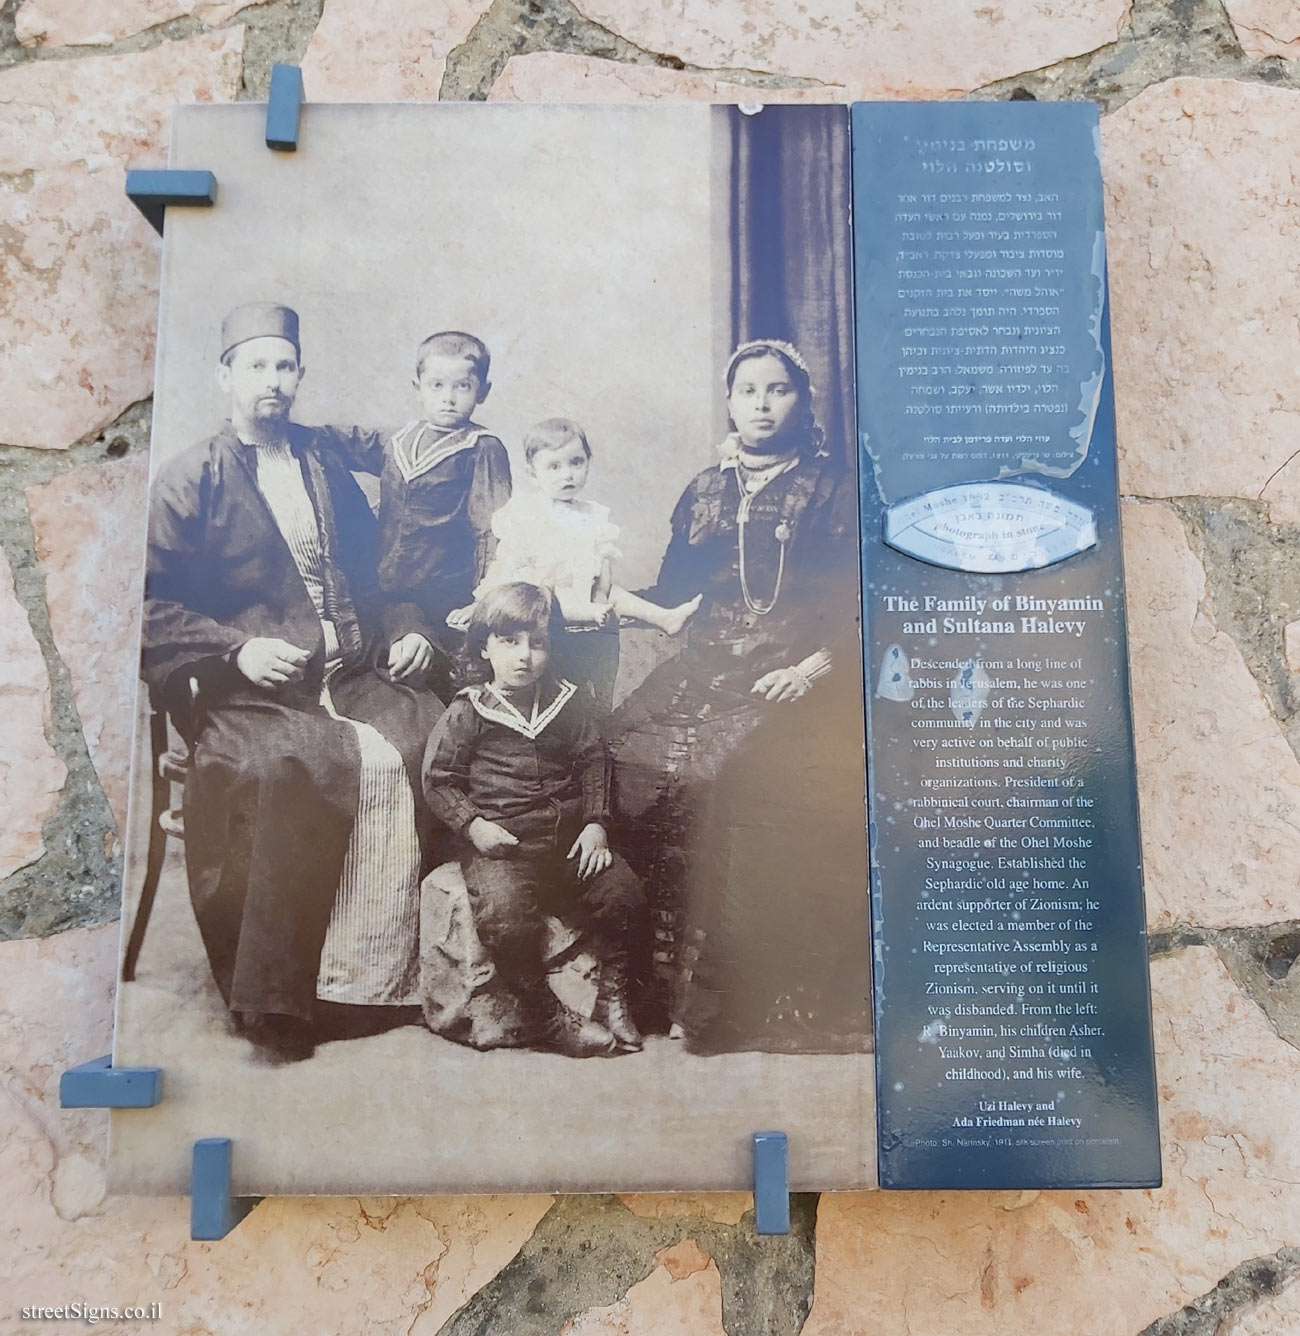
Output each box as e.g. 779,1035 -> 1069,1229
0,551 -> 66,879
0,30 -> 244,453
561,1240 -> 727,1334
1104,78 -> 1300,522
1223,0 -> 1300,60
0,925 -> 118,1218
1123,501 -> 1300,929
565,0 -> 1130,99
301,0 -> 495,101
803,947 -> 1300,1336
490,52 -> 847,102
26,453 -> 149,836
0,925 -> 551,1332
15,0 -> 269,48
1218,1277 -> 1300,1336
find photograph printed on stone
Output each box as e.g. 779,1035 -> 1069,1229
113,101 -> 872,1194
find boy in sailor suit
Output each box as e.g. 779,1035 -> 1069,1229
423,583 -> 646,1057
345,331 -> 511,699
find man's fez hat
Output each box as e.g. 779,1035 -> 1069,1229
220,303 -> 301,361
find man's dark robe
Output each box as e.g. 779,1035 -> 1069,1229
142,423 -> 443,1020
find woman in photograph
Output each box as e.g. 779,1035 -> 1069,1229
610,339 -> 872,1056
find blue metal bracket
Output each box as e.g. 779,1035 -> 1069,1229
60,1055 -> 162,1109
125,169 -> 217,236
58,1066 -> 258,1238
191,1138 -> 262,1240
752,1131 -> 790,1235
265,64 -> 304,151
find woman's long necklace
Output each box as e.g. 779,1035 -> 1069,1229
736,459 -> 795,616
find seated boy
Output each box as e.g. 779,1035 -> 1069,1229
422,582 -> 646,1057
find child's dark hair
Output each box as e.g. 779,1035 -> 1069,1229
523,417 -> 591,465
458,582 -> 566,687
415,331 -> 490,383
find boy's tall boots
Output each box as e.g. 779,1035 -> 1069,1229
594,955 -> 643,1052
516,975 -> 616,1058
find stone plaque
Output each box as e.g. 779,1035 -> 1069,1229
853,102 -> 1160,1189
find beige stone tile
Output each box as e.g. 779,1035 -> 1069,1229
804,947 -> 1300,1336
0,31 -> 244,452
1,924 -> 118,1214
0,923 -> 551,1333
300,0 -> 494,101
619,1193 -> 752,1225
561,1239 -> 727,1334
1103,79 -> 1300,522
1123,500 -> 1300,929
1218,1275 -> 1300,1336
1285,621 -> 1300,674
0,550 -> 66,880
15,0 -> 268,48
156,1194 -> 553,1334
1223,0 -> 1300,61
566,0 -> 1129,99
490,52 -> 847,102
26,453 -> 149,837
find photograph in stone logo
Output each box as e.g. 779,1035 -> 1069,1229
111,99 -> 873,1195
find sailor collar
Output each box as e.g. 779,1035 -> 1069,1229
464,679 -> 578,739
392,421 -> 486,483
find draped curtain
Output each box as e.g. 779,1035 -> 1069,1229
729,105 -> 855,468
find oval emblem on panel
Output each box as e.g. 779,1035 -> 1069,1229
883,482 -> 1096,573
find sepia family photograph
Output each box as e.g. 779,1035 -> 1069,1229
113,100 -> 873,1194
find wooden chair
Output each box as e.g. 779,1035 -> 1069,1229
121,677 -> 200,983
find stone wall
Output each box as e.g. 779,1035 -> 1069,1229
3,0 -> 1300,1330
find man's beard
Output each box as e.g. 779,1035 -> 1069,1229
252,397 -> 291,424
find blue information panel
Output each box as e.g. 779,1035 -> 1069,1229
852,102 -> 1160,1189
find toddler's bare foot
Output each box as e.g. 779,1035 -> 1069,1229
660,594 -> 702,637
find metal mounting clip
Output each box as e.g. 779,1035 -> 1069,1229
752,1131 -> 791,1235
125,169 -> 217,236
266,64 -> 304,151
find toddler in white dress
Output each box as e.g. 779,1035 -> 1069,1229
450,418 -> 700,707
